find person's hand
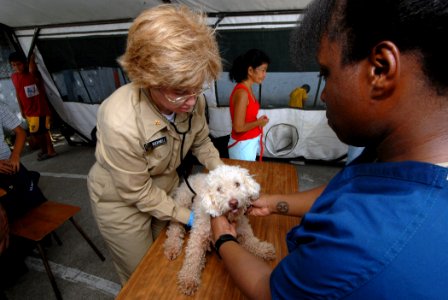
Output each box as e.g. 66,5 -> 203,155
0,160 -> 14,175
8,155 -> 20,173
247,194 -> 272,217
258,115 -> 269,127
210,215 -> 237,244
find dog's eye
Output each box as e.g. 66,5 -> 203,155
217,187 -> 222,193
235,182 -> 240,188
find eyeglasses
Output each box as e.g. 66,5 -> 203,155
161,87 -> 209,105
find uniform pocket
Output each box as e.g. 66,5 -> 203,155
144,134 -> 174,174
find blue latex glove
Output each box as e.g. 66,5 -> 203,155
187,211 -> 195,228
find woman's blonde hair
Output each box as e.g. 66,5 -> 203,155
119,4 -> 222,90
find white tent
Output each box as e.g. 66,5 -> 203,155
0,0 -> 348,160
0,1 -> 311,27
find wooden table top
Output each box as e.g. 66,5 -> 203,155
116,158 -> 300,300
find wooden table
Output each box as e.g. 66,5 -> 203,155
116,158 -> 300,300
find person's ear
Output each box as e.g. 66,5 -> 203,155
368,41 -> 399,100
247,66 -> 255,76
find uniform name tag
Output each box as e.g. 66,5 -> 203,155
144,137 -> 167,151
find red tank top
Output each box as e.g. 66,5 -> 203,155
12,72 -> 51,117
229,83 -> 262,141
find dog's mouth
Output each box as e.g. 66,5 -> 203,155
223,199 -> 248,222
228,198 -> 239,214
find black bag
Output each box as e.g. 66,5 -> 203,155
0,164 -> 47,222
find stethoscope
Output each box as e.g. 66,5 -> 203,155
141,88 -> 197,195
171,113 -> 196,196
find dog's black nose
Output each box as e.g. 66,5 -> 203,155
229,199 -> 238,210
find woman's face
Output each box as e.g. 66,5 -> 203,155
317,35 -> 374,146
248,63 -> 268,84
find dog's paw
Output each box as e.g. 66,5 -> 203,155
163,238 -> 184,260
164,223 -> 186,260
164,246 -> 182,260
178,272 -> 200,295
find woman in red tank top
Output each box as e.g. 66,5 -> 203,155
228,49 -> 270,161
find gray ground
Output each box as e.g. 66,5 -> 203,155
2,132 -> 342,300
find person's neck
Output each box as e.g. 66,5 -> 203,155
241,80 -> 254,95
376,109 -> 448,164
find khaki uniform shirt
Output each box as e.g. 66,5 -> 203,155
88,83 -> 222,224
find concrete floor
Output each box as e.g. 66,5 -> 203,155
2,133 -> 342,300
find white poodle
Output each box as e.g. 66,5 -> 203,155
164,164 -> 276,295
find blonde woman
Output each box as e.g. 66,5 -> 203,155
87,4 -> 223,284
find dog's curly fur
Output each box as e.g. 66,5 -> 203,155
163,164 -> 276,295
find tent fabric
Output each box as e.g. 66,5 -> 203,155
177,0 -> 310,14
207,107 -> 348,161
0,0 -> 161,28
0,0 -> 311,29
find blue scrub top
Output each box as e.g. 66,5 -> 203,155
271,161 -> 448,299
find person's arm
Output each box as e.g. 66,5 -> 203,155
303,89 -> 309,101
28,53 -> 38,75
211,216 -> 272,300
28,53 -> 44,87
8,125 -> 27,173
248,184 -> 326,217
232,90 -> 268,133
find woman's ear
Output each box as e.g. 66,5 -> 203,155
247,66 -> 255,76
368,41 -> 400,100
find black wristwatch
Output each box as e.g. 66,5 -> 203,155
214,234 -> 239,259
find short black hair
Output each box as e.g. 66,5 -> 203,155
292,0 -> 448,94
8,51 -> 27,63
228,49 -> 270,83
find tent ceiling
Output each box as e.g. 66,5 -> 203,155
0,0 -> 311,29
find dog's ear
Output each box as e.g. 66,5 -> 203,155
242,174 -> 260,195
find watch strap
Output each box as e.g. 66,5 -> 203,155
214,234 -> 239,259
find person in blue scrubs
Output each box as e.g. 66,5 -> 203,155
210,0 -> 448,299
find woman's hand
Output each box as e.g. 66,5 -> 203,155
247,194 -> 273,217
210,215 -> 237,243
258,115 -> 269,127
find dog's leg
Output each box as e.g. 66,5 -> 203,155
164,181 -> 197,260
164,221 -> 186,260
237,216 -> 276,261
177,220 -> 211,295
